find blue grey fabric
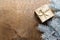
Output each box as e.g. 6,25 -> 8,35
37,0 -> 60,40
49,0 -> 60,10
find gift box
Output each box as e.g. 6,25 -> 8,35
35,4 -> 54,23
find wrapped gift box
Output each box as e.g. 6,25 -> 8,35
35,4 -> 54,23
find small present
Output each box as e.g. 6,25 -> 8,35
34,4 -> 54,23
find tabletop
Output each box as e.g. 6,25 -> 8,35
0,0 -> 49,40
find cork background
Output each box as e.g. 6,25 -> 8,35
0,0 -> 49,40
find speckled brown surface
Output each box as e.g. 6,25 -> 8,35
0,0 -> 49,40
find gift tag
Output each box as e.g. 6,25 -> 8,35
35,4 -> 54,23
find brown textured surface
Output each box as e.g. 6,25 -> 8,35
0,0 -> 49,40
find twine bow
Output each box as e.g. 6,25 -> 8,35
39,9 -> 49,18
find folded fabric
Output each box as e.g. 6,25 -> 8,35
37,24 -> 51,33
55,12 -> 60,17
41,32 -> 58,40
49,0 -> 60,10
